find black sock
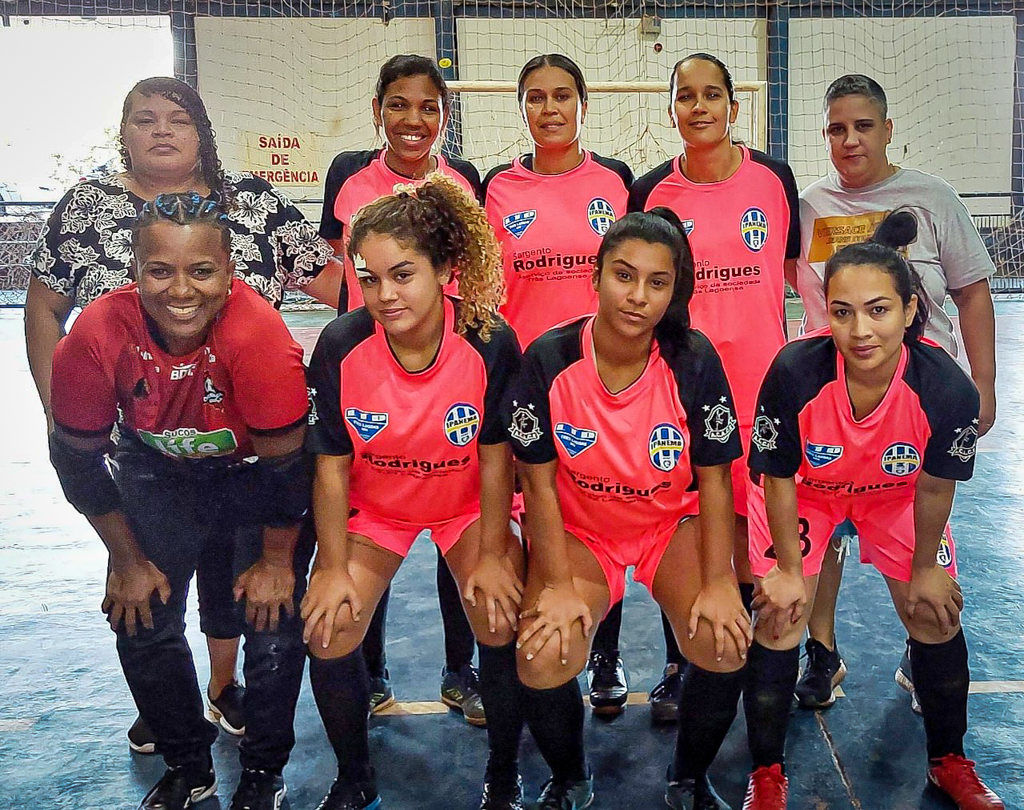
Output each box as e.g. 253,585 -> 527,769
743,642 -> 799,770
673,664 -> 745,780
478,642 -> 524,787
438,545 -> 476,671
910,629 -> 969,761
308,648 -> 374,787
662,611 -> 688,667
363,588 -> 389,678
739,582 -> 755,616
591,600 -> 623,655
521,678 -> 587,783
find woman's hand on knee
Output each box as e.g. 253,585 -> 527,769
517,583 -> 593,665
905,565 -> 963,637
753,565 -> 808,642
688,576 -> 753,662
300,563 -> 363,649
463,551 -> 524,635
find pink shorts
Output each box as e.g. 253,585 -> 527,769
347,508 -> 481,558
747,487 -> 959,582
566,517 -> 692,608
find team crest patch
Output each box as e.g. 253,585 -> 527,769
881,443 -> 920,476
752,415 -> 778,452
444,403 -> 481,447
703,402 -> 736,444
345,408 -> 389,442
503,210 -> 537,239
649,423 -> 685,472
587,198 -> 616,236
805,441 -> 843,468
948,423 -> 978,462
509,402 -> 542,446
203,375 -> 224,405
936,527 -> 955,569
740,207 -> 769,252
307,387 -> 319,425
682,219 -> 695,235
554,422 -> 598,458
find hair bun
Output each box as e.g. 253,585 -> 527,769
872,210 -> 917,251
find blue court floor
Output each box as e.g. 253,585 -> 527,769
1,305 -> 1022,810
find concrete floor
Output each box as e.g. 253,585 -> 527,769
1,305 -> 1022,810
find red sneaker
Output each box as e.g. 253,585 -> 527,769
742,764 -> 788,810
928,755 -> 1005,809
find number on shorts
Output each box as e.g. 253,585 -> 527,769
765,518 -> 812,560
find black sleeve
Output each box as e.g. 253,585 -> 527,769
628,159 -> 673,214
749,150 -> 801,260
666,331 -> 742,467
463,316 -> 523,444
910,344 -> 981,481
448,157 -> 483,203
305,310 -> 376,455
318,150 -> 376,240
481,162 -> 512,204
506,348 -> 557,464
591,154 -> 634,192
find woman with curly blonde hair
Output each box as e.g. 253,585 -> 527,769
302,174 -> 527,810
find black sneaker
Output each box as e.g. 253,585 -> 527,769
208,681 -> 246,736
586,649 -> 628,716
649,663 -> 682,724
794,637 -> 847,709
315,780 -> 382,810
369,668 -> 396,714
665,773 -> 731,810
138,763 -> 217,809
441,664 -> 486,727
229,769 -> 286,810
128,714 -> 157,755
894,640 -> 922,715
528,772 -> 594,810
480,773 -> 525,809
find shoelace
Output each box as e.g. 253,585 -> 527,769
749,764 -> 787,801
537,779 -> 574,809
589,651 -> 618,675
933,755 -> 990,793
650,667 -> 680,699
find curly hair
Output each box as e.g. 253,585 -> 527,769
348,172 -> 504,340
119,77 -> 234,207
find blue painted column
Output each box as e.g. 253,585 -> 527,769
434,0 -> 463,158
766,0 -> 790,162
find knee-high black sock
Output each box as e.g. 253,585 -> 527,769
478,642 -> 524,786
910,629 -> 969,761
739,582 -> 756,616
673,664 -> 745,780
661,610 -> 687,667
743,642 -> 799,770
438,545 -> 476,671
592,600 -> 623,655
363,588 -> 389,678
521,678 -> 587,783
308,648 -> 374,787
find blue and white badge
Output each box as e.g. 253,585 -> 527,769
504,210 -> 537,239
805,441 -> 843,468
345,408 -> 389,442
555,422 -> 598,458
649,423 -> 685,472
682,219 -> 695,235
740,207 -> 769,252
444,403 -> 481,447
881,443 -> 921,476
587,198 -> 616,236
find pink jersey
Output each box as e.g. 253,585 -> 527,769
483,151 -> 632,348
749,329 -> 980,503
319,149 -> 481,311
630,147 -> 800,427
306,297 -> 520,524
508,317 -> 741,544
51,282 -> 308,460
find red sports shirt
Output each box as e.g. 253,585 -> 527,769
50,282 -> 308,459
629,147 -> 800,427
748,330 -> 980,501
306,297 -> 521,523
319,149 -> 481,311
508,317 -> 741,542
483,151 -> 632,349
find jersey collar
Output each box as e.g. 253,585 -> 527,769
582,315 -> 661,403
837,341 -> 909,427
